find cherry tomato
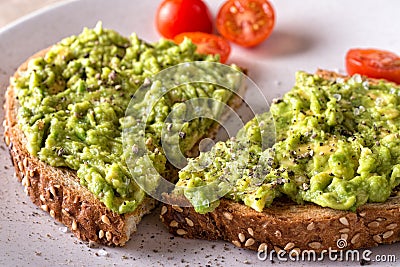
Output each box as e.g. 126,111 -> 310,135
155,0 -> 213,39
346,48 -> 400,84
216,0 -> 275,47
174,32 -> 231,63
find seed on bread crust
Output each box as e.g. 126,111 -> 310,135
373,234 -> 382,243
73,196 -> 80,204
21,177 -> 28,187
41,204 -> 48,212
39,194 -> 46,202
49,186 -> 56,198
161,206 -> 167,216
258,243 -> 267,252
339,217 -> 349,226
185,218 -> 194,227
176,229 -> 187,235
106,231 -> 112,241
284,242 -> 295,251
23,158 -> 28,168
274,230 -> 282,238
24,170 -> 30,179
72,220 -> 78,231
238,233 -> 245,243
383,231 -> 394,239
171,205 -> 183,213
245,238 -> 255,247
368,221 -> 379,228
308,242 -> 322,249
101,215 -> 111,225
247,228 -> 254,236
339,228 -> 350,233
307,222 -> 315,231
223,211 -> 233,220
17,161 -> 23,172
61,209 -> 69,216
99,230 -> 105,239
169,220 -> 178,227
359,211 -> 366,217
50,210 -> 55,218
232,240 -> 241,248
386,223 -> 397,230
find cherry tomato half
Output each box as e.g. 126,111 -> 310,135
174,32 -> 231,63
346,48 -> 400,84
155,0 -> 213,39
216,0 -> 275,47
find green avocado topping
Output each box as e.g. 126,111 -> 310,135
177,71 -> 400,213
12,22 -> 239,214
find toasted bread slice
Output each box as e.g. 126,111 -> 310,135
160,70 -> 400,253
4,47 -> 246,246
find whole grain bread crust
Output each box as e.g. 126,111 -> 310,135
3,48 -> 245,246
160,70 -> 400,253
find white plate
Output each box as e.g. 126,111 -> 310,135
0,0 -> 399,266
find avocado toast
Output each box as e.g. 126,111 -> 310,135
3,23 -> 245,246
6,22 -> 400,255
161,70 -> 400,252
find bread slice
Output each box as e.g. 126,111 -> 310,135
4,47 -> 245,246
160,70 -> 400,253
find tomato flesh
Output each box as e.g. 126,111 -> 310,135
346,48 -> 400,84
174,32 -> 231,63
155,0 -> 213,39
216,0 -> 275,47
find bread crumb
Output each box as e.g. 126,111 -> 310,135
96,248 -> 108,257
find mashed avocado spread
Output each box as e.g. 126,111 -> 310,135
13,22 -> 239,214
177,71 -> 400,213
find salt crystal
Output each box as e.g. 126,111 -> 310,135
362,81 -> 369,90
97,249 -> 108,257
336,78 -> 345,84
375,98 -> 383,106
352,74 -> 363,83
59,227 -> 68,233
333,94 -> 342,101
